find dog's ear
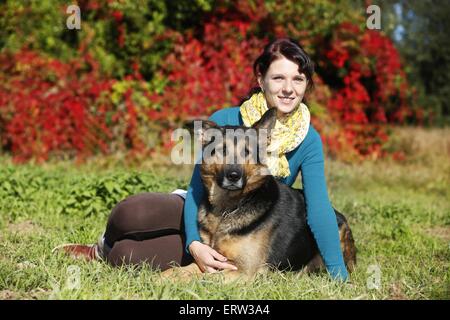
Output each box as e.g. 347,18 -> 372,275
252,107 -> 277,131
187,119 -> 220,145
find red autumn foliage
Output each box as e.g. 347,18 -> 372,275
157,22 -> 265,120
158,13 -> 413,160
0,3 -> 415,163
155,2 -> 267,116
318,23 -> 412,159
0,48 -> 155,163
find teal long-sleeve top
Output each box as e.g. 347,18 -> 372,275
183,107 -> 349,281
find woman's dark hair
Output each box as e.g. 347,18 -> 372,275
240,38 -> 315,104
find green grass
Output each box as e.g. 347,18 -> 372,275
0,128 -> 449,300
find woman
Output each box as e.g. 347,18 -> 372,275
55,38 -> 349,281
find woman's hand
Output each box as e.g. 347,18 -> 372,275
188,241 -> 238,273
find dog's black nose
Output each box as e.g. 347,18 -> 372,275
226,170 -> 241,182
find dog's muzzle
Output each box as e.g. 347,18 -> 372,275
221,166 -> 244,190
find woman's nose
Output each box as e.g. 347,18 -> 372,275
282,80 -> 293,94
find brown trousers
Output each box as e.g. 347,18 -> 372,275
103,192 -> 194,270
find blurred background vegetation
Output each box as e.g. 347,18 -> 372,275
379,0 -> 450,126
0,0 -> 448,163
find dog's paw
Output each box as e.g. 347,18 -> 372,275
160,263 -> 202,282
212,270 -> 254,284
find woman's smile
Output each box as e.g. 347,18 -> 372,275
278,96 -> 295,105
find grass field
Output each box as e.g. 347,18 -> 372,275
0,126 -> 449,300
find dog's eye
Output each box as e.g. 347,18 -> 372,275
210,145 -> 226,157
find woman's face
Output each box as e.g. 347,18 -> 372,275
258,57 -> 308,114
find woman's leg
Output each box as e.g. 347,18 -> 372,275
107,234 -> 192,269
102,192 -> 193,270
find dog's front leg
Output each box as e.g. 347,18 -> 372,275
215,270 -> 252,283
215,265 -> 268,284
161,262 -> 203,281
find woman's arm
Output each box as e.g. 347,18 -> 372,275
183,162 -> 204,253
300,128 -> 349,281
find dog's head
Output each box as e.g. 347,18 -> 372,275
195,108 -> 277,202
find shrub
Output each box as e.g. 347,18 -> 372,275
0,0 -> 417,162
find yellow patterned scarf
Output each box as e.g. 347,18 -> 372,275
240,92 -> 310,178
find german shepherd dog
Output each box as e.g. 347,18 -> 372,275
163,108 -> 356,282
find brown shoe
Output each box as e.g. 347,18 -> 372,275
52,243 -> 100,261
